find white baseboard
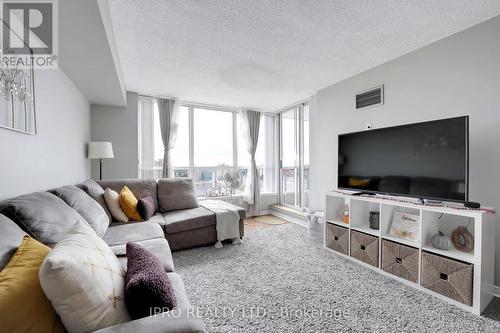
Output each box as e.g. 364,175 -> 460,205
269,210 -> 307,227
493,285 -> 500,298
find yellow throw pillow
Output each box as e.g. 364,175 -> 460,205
119,186 -> 142,221
0,236 -> 65,333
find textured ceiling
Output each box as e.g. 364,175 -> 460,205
109,0 -> 500,111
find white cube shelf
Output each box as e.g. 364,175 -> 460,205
324,191 -> 495,315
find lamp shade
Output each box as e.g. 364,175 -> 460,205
88,142 -> 114,159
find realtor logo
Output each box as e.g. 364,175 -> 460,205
0,0 -> 58,68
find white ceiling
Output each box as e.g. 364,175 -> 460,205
109,0 -> 500,111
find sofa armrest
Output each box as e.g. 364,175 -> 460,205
91,308 -> 206,333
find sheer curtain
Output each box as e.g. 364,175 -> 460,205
241,109 -> 261,216
157,98 -> 180,178
138,98 -> 155,178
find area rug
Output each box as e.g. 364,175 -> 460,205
173,223 -> 500,332
254,215 -> 288,225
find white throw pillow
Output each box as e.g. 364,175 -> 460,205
103,188 -> 129,222
39,221 -> 130,333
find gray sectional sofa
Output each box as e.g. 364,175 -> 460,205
0,178 -> 246,333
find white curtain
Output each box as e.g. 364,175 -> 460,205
138,99 -> 155,179
157,98 -> 180,178
241,109 -> 261,216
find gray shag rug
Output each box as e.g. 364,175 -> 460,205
173,223 -> 500,332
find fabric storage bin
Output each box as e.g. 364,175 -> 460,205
350,230 -> 379,267
325,223 -> 349,255
421,251 -> 473,305
381,240 -> 419,283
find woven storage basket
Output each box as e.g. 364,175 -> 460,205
350,230 -> 379,267
326,223 -> 349,255
421,251 -> 473,305
382,240 -> 419,283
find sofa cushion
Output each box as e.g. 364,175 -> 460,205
50,185 -> 109,236
0,236 -> 65,333
158,178 -> 199,213
91,308 -> 206,333
0,192 -> 87,247
98,179 -> 158,206
125,242 -> 177,320
0,214 -> 27,271
39,221 -> 130,333
148,212 -> 166,226
76,179 -> 112,224
116,238 -> 175,273
103,221 -> 164,247
167,272 -> 190,309
162,207 -> 215,234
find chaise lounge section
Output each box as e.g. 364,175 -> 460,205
96,178 -> 245,251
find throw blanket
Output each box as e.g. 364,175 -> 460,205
200,200 -> 242,248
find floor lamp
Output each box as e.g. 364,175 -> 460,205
88,142 -> 114,180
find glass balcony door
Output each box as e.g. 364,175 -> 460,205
279,103 -> 310,209
280,108 -> 299,207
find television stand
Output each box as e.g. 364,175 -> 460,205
324,191 -> 495,315
351,191 -> 376,196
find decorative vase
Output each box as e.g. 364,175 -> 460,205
369,211 -> 380,230
451,226 -> 474,253
431,231 -> 451,250
342,211 -> 350,224
339,204 -> 349,224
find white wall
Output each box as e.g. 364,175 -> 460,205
0,68 -> 90,200
90,92 -> 139,180
310,16 -> 500,284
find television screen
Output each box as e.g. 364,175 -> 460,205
338,116 -> 468,202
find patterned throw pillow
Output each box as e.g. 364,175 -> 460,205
119,186 -> 142,221
39,221 -> 130,333
104,188 -> 129,223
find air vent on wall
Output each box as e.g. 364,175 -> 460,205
356,85 -> 384,110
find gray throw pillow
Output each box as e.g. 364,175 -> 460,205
50,185 -> 109,236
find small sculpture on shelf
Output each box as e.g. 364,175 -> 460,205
431,231 -> 452,250
451,226 -> 474,253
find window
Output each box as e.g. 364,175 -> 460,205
237,115 -> 275,193
138,97 -> 276,197
194,108 -> 233,166
279,102 -> 310,209
171,106 -> 190,169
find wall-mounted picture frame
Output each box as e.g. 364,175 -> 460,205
0,19 -> 37,135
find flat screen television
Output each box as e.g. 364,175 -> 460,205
338,116 -> 469,202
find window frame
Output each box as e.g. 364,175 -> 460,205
138,97 -> 277,195
278,99 -> 311,209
